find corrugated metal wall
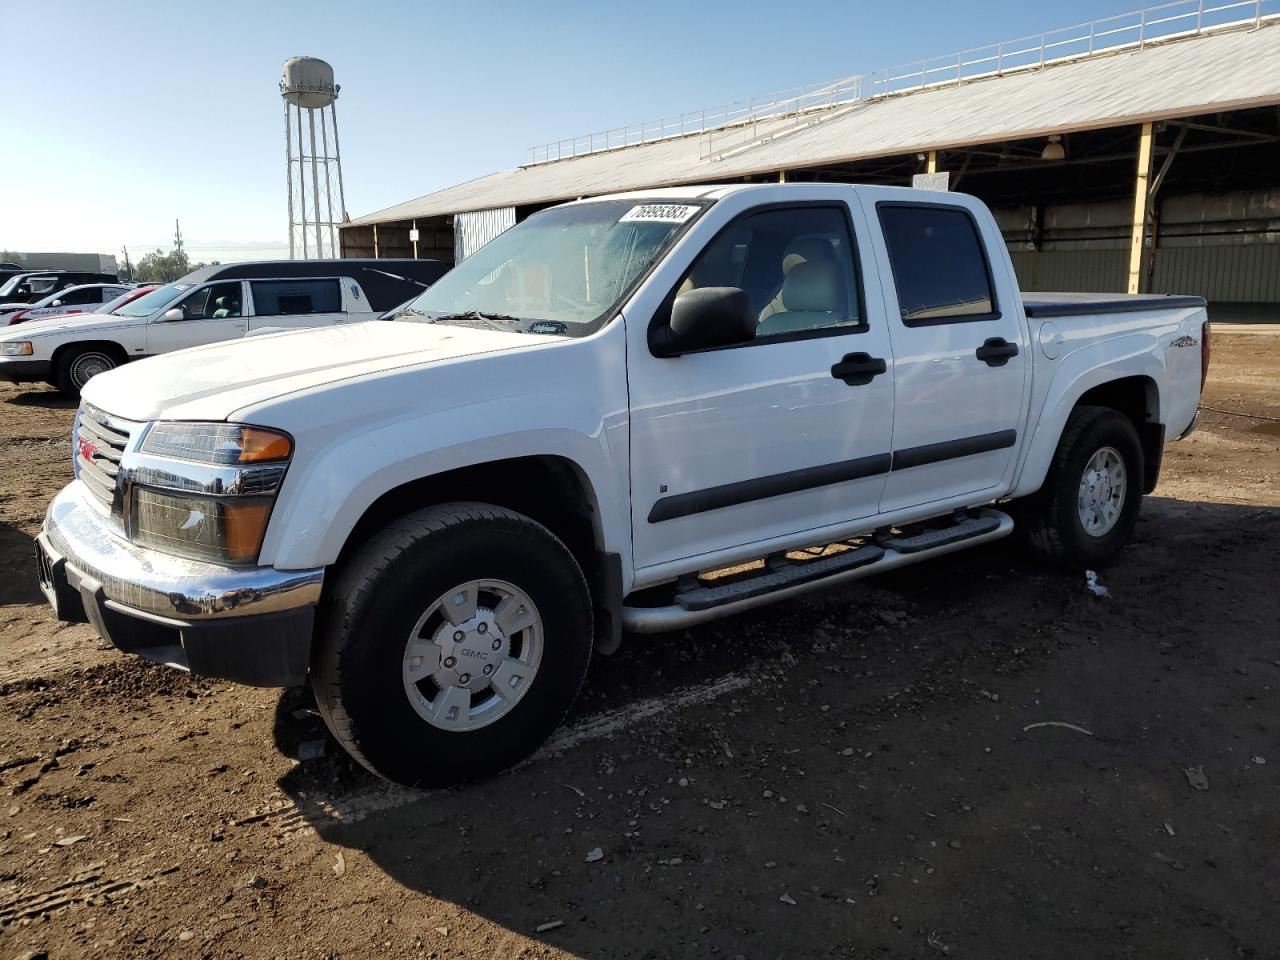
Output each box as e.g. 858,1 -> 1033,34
1150,245 -> 1280,300
1008,249 -> 1128,293
1001,188 -> 1280,301
455,207 -> 517,262
1008,245 -> 1280,300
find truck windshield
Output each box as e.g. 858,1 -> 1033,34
401,199 -> 707,336
112,282 -> 192,317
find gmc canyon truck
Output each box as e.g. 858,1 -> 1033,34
34,185 -> 1208,786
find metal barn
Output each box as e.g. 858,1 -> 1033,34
340,1 -> 1280,315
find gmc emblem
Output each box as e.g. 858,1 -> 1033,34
77,435 -> 99,463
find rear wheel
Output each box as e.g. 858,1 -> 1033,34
312,502 -> 593,786
1018,406 -> 1144,567
55,346 -> 120,398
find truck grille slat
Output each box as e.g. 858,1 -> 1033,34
74,403 -> 136,514
77,415 -> 129,451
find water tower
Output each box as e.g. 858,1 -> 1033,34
281,57 -> 347,259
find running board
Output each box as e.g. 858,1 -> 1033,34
874,513 -> 1002,554
622,508 -> 1014,633
676,543 -> 884,611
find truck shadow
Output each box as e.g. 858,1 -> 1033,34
270,496 -> 1280,957
4,388 -> 76,410
0,521 -> 44,606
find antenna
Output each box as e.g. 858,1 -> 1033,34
173,220 -> 184,254
121,245 -> 132,281
281,57 -> 347,259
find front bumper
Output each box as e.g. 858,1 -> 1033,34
36,482 -> 324,687
0,357 -> 52,383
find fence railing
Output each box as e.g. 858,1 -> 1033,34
524,0 -> 1275,167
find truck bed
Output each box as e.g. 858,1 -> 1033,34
1022,292 -> 1206,319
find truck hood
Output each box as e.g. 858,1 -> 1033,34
81,320 -> 552,422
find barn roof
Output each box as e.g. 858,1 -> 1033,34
347,13 -> 1280,227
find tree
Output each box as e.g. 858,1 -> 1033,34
133,249 -> 190,283
131,249 -> 221,283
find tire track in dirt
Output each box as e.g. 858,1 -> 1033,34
0,861 -> 181,927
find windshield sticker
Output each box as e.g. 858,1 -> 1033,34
619,204 -> 700,224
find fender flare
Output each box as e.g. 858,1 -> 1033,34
1012,335 -> 1164,498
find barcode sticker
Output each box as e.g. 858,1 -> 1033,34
619,204 -> 700,224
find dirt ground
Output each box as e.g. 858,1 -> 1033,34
0,332 -> 1277,960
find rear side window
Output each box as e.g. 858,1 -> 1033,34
250,279 -> 341,317
877,205 -> 997,325
58,288 -> 102,305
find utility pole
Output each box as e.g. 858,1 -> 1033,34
121,246 -> 132,281
173,219 -> 184,254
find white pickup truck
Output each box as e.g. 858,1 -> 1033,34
35,184 -> 1208,786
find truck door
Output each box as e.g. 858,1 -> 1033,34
858,194 -> 1028,513
144,280 -> 248,354
628,193 -> 896,570
246,278 -> 345,333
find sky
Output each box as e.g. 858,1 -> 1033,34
1,0 -> 1138,263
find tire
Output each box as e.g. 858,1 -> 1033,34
55,346 -> 121,398
1017,405 -> 1144,568
312,502 -> 593,786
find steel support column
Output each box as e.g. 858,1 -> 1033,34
926,150 -> 938,174
1127,122 -> 1154,294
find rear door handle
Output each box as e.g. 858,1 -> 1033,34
975,337 -> 1019,366
830,352 -> 887,386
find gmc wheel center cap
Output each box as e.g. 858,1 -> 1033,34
434,611 -> 509,687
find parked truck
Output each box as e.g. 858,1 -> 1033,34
34,184 -> 1208,785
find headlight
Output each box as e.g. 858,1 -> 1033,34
131,420 -> 293,564
140,422 -> 292,464
131,488 -> 273,564
0,341 -> 33,356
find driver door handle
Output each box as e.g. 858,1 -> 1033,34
975,337 -> 1019,366
830,352 -> 887,386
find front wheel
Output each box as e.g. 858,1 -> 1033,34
55,346 -> 120,398
312,503 -> 593,786
1017,405 -> 1145,568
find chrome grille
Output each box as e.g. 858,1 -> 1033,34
75,403 -> 133,513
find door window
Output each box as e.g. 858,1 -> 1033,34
56,287 -> 103,306
172,281 -> 243,320
676,206 -> 864,341
250,279 -> 341,317
877,205 -> 997,325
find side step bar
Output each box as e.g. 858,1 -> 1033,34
622,508 -> 1014,634
676,544 -> 884,611
874,512 -> 1002,554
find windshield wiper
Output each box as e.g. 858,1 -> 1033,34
424,310 -> 524,332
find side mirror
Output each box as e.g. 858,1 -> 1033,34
50,300 -> 63,307
654,287 -> 756,355
162,308 -> 184,322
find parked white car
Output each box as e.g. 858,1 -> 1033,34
35,184 -> 1208,785
3,283 -> 135,325
0,259 -> 449,396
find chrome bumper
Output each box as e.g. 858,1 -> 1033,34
36,482 -> 323,687
41,481 -> 323,621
